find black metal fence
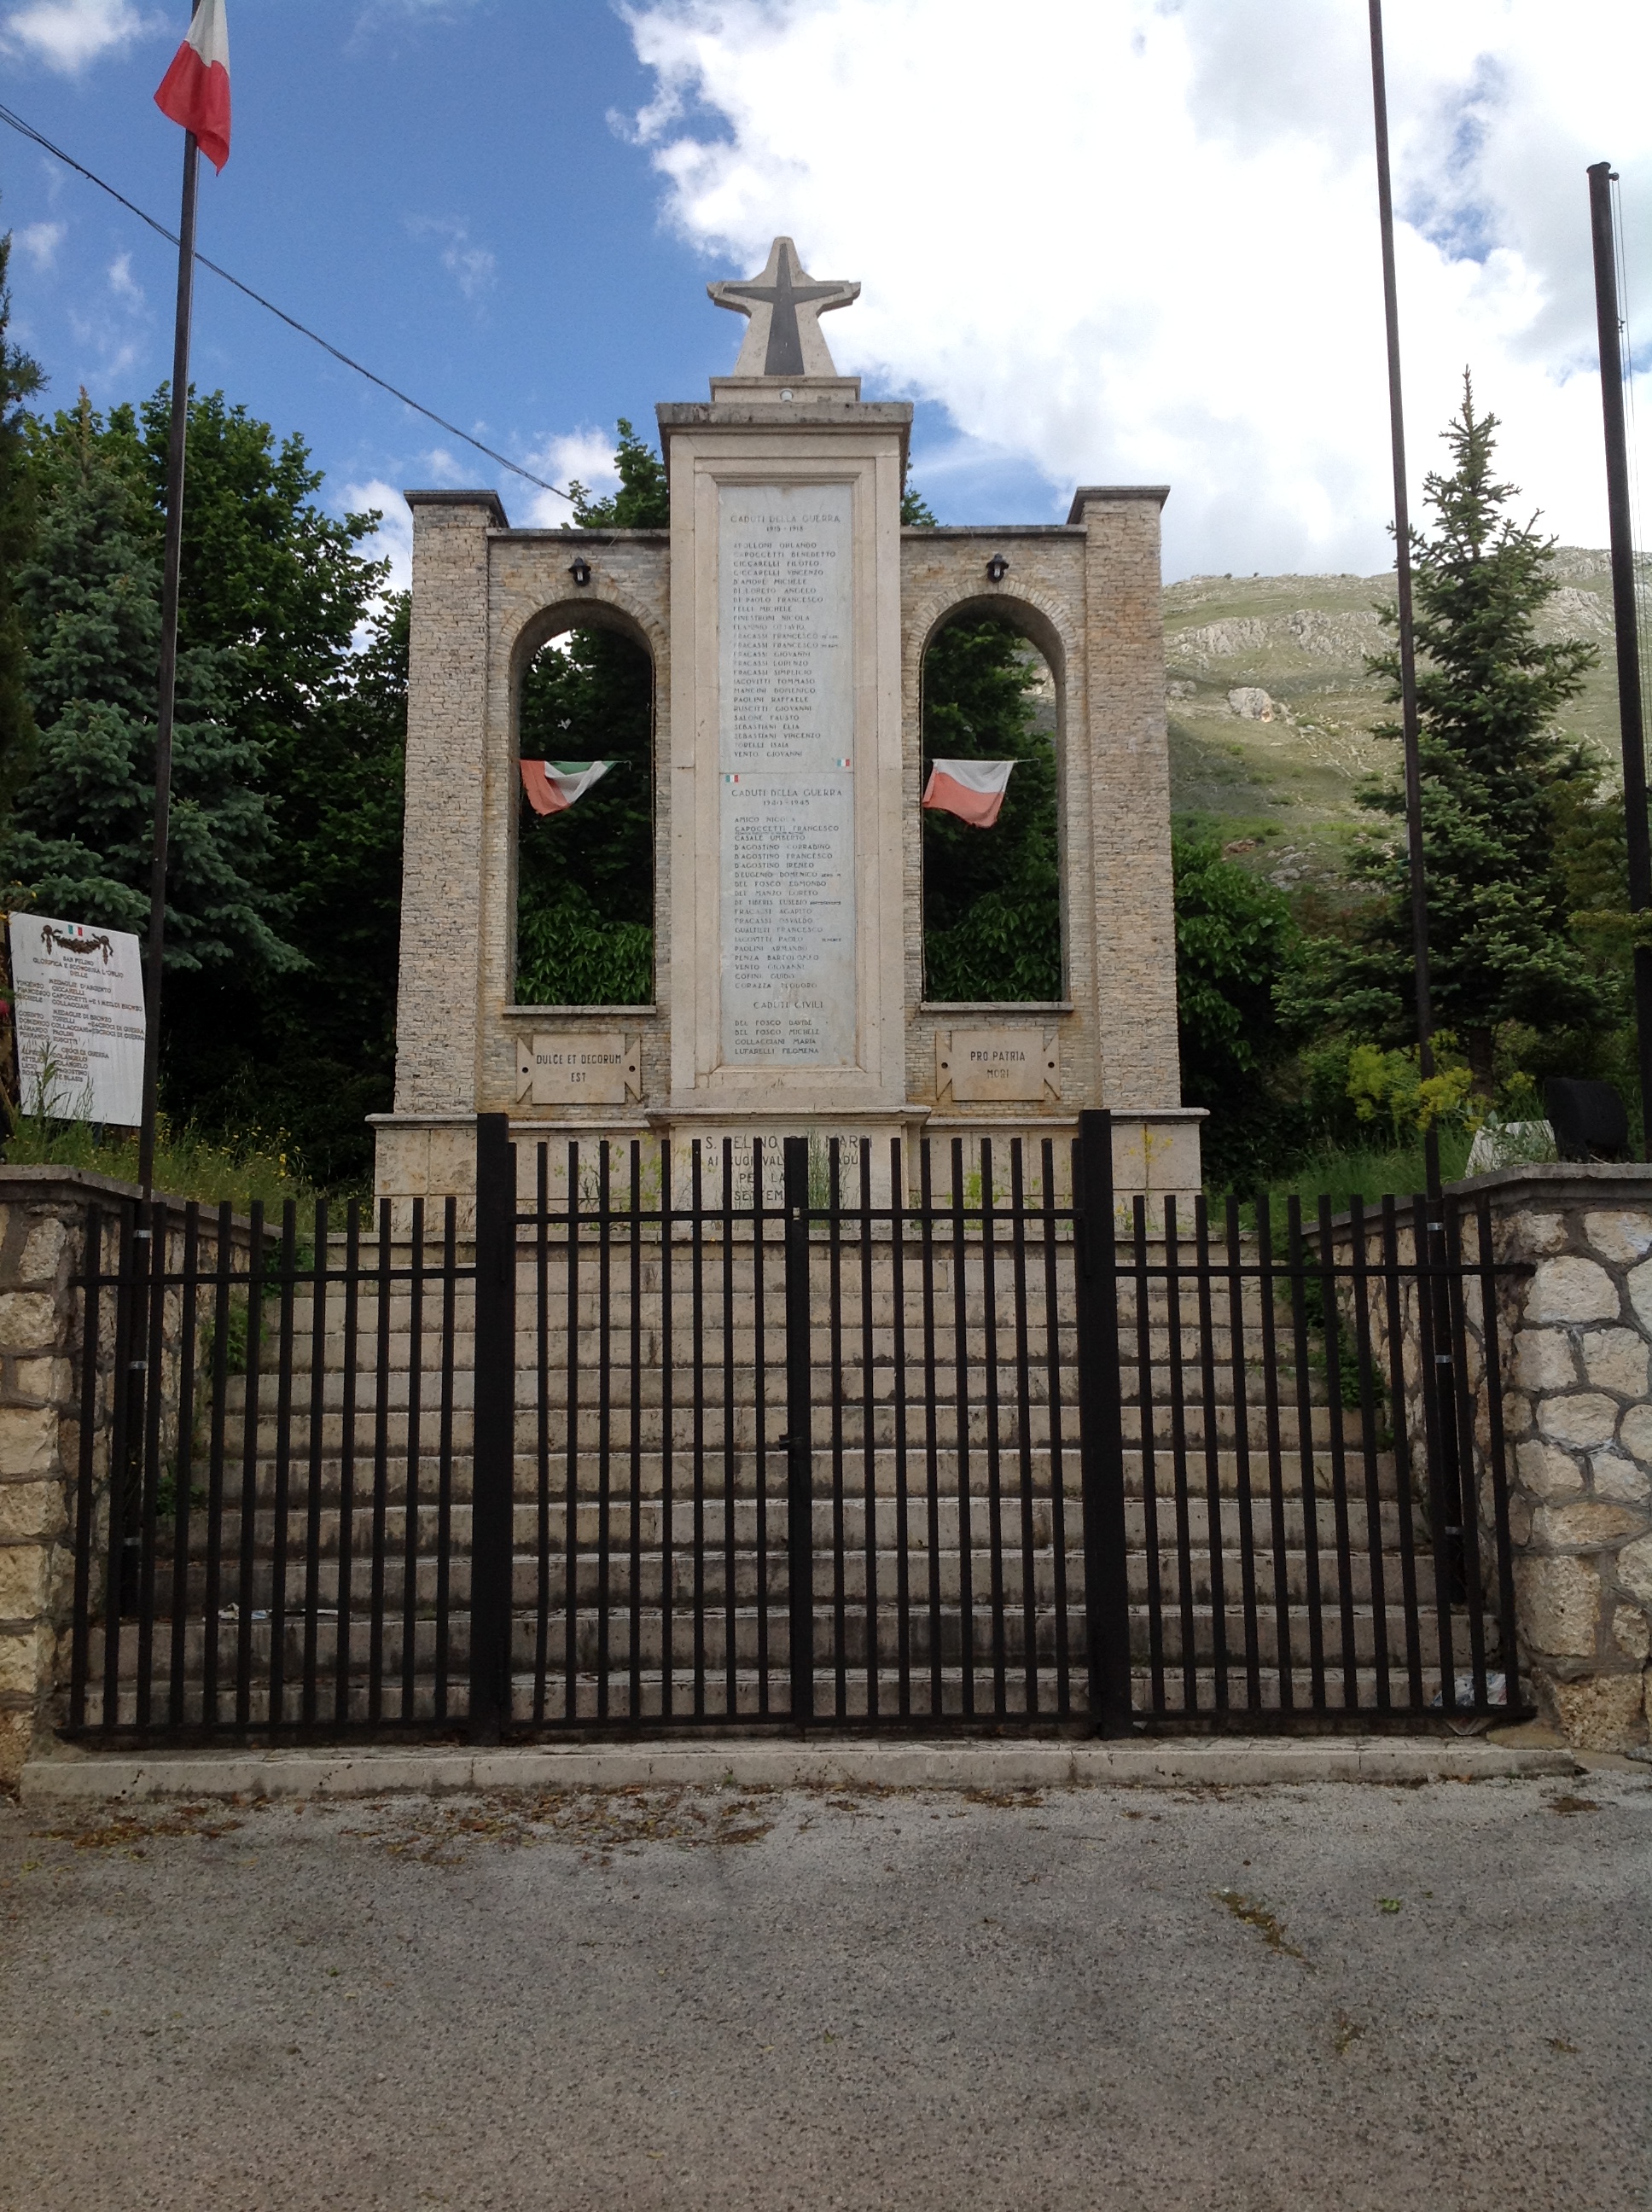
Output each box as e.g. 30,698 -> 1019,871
64,1112 -> 1527,1745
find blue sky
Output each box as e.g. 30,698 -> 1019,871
0,0 -> 1053,574
5,2 -> 1652,582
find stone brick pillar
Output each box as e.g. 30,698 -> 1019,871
0,1173 -> 113,1784
1468,1165 -> 1652,1749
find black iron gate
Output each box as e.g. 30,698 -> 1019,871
65,1112 -> 1527,1745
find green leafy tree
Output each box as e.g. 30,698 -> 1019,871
0,221 -> 44,821
1172,836 -> 1300,1187
1288,377 -> 1608,1094
922,617 -> 1060,1000
901,485 -> 937,527
515,422 -> 666,1005
6,393 -> 293,977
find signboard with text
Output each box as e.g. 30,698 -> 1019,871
9,911 -> 146,1126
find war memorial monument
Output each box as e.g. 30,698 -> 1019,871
374,239 -> 1201,1213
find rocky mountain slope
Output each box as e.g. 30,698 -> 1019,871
1163,550 -> 1629,895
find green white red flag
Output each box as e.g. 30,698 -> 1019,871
922,758 -> 1015,828
154,0 -> 231,172
521,760 -> 614,816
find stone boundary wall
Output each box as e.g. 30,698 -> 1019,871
0,1171 -> 259,1785
1459,1165 -> 1652,1749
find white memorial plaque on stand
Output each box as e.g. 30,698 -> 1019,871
9,911 -> 145,1125
718,482 -> 856,1066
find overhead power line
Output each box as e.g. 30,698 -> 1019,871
0,100 -> 574,504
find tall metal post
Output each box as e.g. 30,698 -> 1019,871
137,117 -> 201,1201
468,1112 -> 516,1743
1587,162 -> 1652,1155
1073,1111 -> 1133,1735
1368,0 -> 1440,1196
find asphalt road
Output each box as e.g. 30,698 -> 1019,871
2,1770 -> 1649,2210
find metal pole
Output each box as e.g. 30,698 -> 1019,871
1368,0 -> 1440,1196
137,119 -> 199,1201
1587,162 -> 1652,1157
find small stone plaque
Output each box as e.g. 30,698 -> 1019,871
516,1033 -> 639,1107
937,1028 -> 1059,1103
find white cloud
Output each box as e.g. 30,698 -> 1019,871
106,252 -> 143,306
343,478 -> 414,597
2,0 -> 159,73
408,216 -> 497,301
515,426 -> 620,525
15,221 -> 65,271
623,0 -> 1652,576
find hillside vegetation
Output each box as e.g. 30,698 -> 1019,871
1164,550 -> 1626,898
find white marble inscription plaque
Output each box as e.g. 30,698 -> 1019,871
516,1032 -> 638,1106
937,1028 -> 1060,1103
718,482 -> 855,1065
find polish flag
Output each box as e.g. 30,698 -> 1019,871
521,760 -> 614,816
922,758 -> 1015,828
154,0 -> 231,172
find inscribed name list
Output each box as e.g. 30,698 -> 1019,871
9,911 -> 145,1125
718,482 -> 855,1066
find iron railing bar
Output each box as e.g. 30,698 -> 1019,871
234,1202 -> 266,1732
166,1205 -> 201,1731
890,1138 -> 913,1720
69,1204 -> 106,1730
660,1139 -> 678,1723
334,1202 -> 361,1730
1410,1192 -> 1459,1712
367,1199 -> 393,1726
596,1141 -> 614,1724
1474,1190 -> 1523,1710
262,1202 -> 299,1732
1194,1198 -> 1230,1715
980,1139 -> 1009,1715
1443,1200 -> 1492,1705
920,1141 -> 944,1717
1315,1196 -> 1362,1709
827,1138 -> 848,1721
300,1202 -> 329,1729
951,1138 -> 976,1720
691,1142 -> 707,1719
629,1142 -> 645,1723
719,1138 -> 737,1719
1131,1196 -> 1165,1714
1224,1196 -> 1263,1710
132,1200 -> 171,1731
858,1139 -> 880,1722
1254,1197 -> 1294,1710
400,1197 -> 427,1723
564,1143 -> 583,1726
1040,1142 -> 1073,1717
1285,1199 -> 1328,1710
532,1144 -> 551,1726
1381,1196 -> 1427,1707
434,1196 -> 457,1725
1164,1198 -> 1199,1714
1009,1142 -> 1040,1718
1346,1198 -> 1394,1713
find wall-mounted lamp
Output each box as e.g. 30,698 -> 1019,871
986,554 -> 1009,584
569,556 -> 592,587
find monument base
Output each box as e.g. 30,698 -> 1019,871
371,1106 -> 1205,1232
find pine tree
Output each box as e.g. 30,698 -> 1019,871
0,222 -> 44,823
5,393 -> 295,977
1288,377 -> 1608,1093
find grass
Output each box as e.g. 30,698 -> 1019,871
3,1112 -> 317,1214
1215,1125 -> 1475,1226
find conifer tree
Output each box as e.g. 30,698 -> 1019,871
1288,376 -> 1607,1093
0,223 -> 44,821
5,393 -> 295,977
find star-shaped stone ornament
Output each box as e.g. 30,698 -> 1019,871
707,237 -> 860,379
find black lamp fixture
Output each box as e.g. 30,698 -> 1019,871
569,556 -> 592,587
986,553 -> 1009,584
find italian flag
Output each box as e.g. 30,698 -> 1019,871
520,759 -> 614,816
154,0 -> 231,172
922,758 -> 1015,828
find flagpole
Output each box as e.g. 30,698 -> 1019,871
137,112 -> 199,1202
1368,0 -> 1440,1197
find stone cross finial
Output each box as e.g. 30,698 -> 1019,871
707,237 -> 859,379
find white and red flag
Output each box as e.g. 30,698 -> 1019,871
922,758 -> 1015,829
154,0 -> 231,172
520,760 -> 614,817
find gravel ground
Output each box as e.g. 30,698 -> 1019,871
2,1769 -> 1649,2211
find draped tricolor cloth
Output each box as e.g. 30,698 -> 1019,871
922,759 -> 1015,828
520,760 -> 614,816
154,0 -> 231,172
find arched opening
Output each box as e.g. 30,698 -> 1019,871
922,612 -> 1062,1002
515,621 -> 654,1005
